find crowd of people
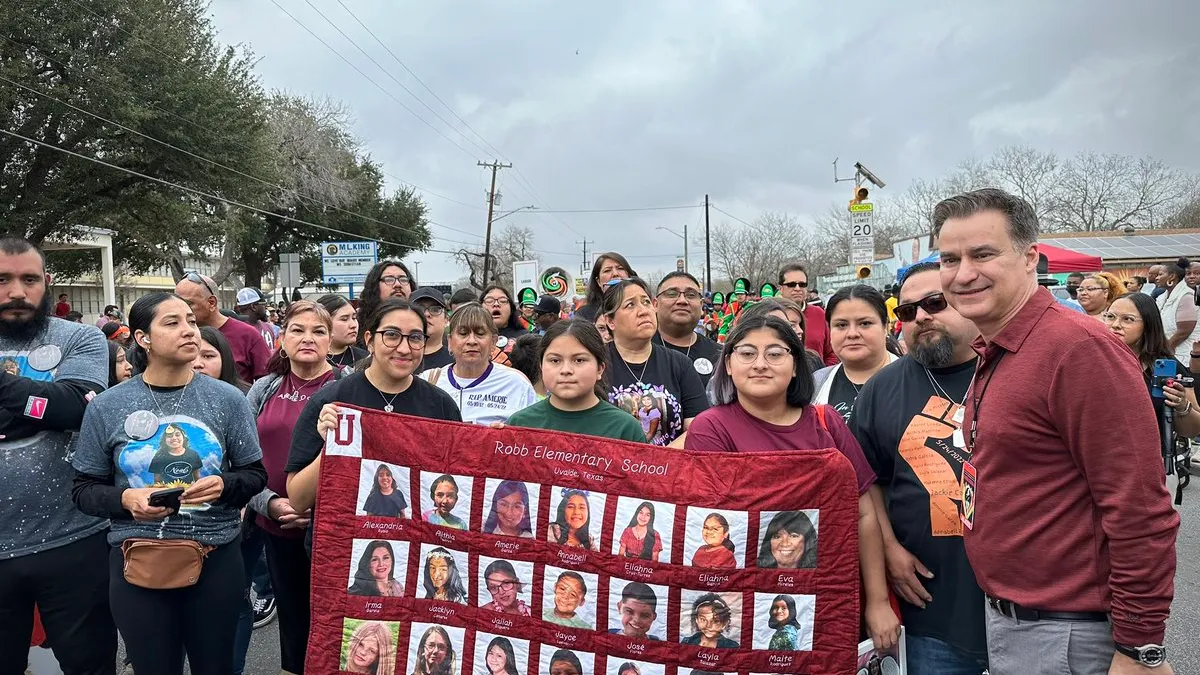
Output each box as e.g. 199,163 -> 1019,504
0,186 -> 1183,675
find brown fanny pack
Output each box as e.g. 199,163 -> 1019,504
121,538 -> 215,590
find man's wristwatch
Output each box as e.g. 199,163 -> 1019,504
1115,643 -> 1167,668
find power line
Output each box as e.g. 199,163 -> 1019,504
264,0 -> 478,161
0,73 -> 479,245
0,127 -> 469,256
526,204 -> 702,214
0,32 -> 480,215
709,203 -> 757,229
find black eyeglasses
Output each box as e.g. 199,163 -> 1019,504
781,281 -> 808,289
183,272 -> 216,297
375,329 -> 428,348
894,293 -> 949,322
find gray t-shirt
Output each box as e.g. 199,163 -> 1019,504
72,374 -> 263,546
0,318 -> 108,559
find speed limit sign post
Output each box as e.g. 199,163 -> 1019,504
849,203 -> 875,265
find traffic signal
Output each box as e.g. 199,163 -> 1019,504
849,185 -> 870,208
855,265 -> 872,280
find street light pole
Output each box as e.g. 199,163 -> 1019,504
657,225 -> 688,273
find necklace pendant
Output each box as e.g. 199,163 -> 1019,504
384,404 -> 394,413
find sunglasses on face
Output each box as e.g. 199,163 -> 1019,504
894,293 -> 949,322
780,281 -> 808,289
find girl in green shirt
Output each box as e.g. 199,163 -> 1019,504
507,320 -> 645,442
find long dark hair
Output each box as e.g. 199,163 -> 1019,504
624,501 -> 658,560
198,325 -> 249,392
825,284 -> 888,325
483,480 -> 532,535
106,340 -> 126,387
421,547 -> 466,602
539,319 -> 610,399
552,489 -> 594,548
549,650 -> 583,675
509,333 -> 542,386
483,636 -> 519,675
348,540 -> 398,595
702,513 -> 735,553
358,259 -> 416,329
480,285 -> 523,334
1116,293 -> 1173,372
710,315 -> 814,407
586,252 -> 637,309
767,594 -> 801,630
757,510 -> 817,568
600,277 -> 652,318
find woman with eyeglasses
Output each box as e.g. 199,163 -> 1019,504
285,299 -> 462,550
317,294 -> 368,375
685,315 -> 900,650
71,292 -> 268,674
577,252 -> 637,322
603,278 -> 708,446
420,303 -> 537,425
1074,272 -> 1124,319
356,260 -> 417,345
736,299 -> 824,374
812,285 -> 899,425
1155,257 -> 1200,364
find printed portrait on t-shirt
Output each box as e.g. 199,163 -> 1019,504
419,471 -> 473,530
612,497 -> 674,564
482,477 -> 540,538
347,538 -> 409,598
751,592 -> 815,651
756,510 -> 819,569
418,544 -> 469,605
117,416 -> 224,493
357,460 -> 411,518
546,487 -> 606,551
407,622 -> 465,675
683,507 -> 748,569
541,566 -> 598,630
474,632 -> 530,675
609,383 -> 681,446
605,659 -> 665,675
477,556 -> 535,616
855,646 -> 903,675
538,644 -> 594,675
608,578 -> 668,641
1,353 -> 56,381
340,618 -> 400,674
678,590 -> 743,649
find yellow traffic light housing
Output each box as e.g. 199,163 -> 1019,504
850,185 -> 870,208
855,265 -> 872,279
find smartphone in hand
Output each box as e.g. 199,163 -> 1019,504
148,487 -> 185,512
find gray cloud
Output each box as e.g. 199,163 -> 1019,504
209,0 -> 1200,283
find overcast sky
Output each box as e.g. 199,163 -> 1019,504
208,0 -> 1200,284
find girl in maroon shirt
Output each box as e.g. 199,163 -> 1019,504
685,314 -> 900,650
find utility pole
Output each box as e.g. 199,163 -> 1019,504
704,194 -> 711,292
576,239 -> 594,278
683,223 -> 689,274
479,160 -> 512,286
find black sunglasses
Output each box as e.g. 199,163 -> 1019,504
894,293 -> 948,322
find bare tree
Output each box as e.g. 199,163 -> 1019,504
709,212 -> 815,284
454,225 -> 539,291
263,94 -> 361,209
987,145 -> 1062,225
1057,152 -> 1195,231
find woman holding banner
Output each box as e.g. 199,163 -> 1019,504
285,299 -> 462,545
684,314 -> 901,650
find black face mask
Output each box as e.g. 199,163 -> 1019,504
0,293 -> 52,342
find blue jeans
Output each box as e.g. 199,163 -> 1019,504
906,634 -> 989,675
233,523 -> 271,675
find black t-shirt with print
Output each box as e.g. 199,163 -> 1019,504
285,371 -> 462,552
606,343 -> 708,446
652,332 -> 722,388
418,345 -> 454,373
327,346 -> 368,374
850,356 -> 986,658
827,367 -> 861,426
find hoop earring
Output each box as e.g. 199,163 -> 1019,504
279,349 -> 288,359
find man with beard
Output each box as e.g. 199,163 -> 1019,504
652,272 -> 721,387
411,625 -> 455,675
850,261 -> 988,674
0,237 -> 116,673
235,287 -> 276,349
175,273 -> 271,382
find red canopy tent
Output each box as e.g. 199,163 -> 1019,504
1039,242 -> 1102,273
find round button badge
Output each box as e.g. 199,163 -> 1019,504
693,358 -> 714,376
26,344 -> 63,372
123,410 -> 160,441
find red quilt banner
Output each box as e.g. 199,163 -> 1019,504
307,406 -> 860,675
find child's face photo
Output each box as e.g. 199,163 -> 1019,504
617,598 -> 657,638
701,516 -> 727,547
694,605 -> 728,641
553,576 -> 585,615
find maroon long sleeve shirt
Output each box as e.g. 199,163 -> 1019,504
804,303 -> 838,366
963,287 -> 1178,646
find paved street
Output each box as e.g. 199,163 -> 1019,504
112,494 -> 1198,673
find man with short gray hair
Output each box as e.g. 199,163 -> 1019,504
935,188 -> 1178,675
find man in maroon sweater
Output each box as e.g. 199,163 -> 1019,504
175,273 -> 271,383
778,263 -> 838,366
935,188 -> 1178,675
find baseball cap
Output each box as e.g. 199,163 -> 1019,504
533,296 -> 562,315
409,287 -> 448,309
236,287 -> 266,306
102,323 -> 130,341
